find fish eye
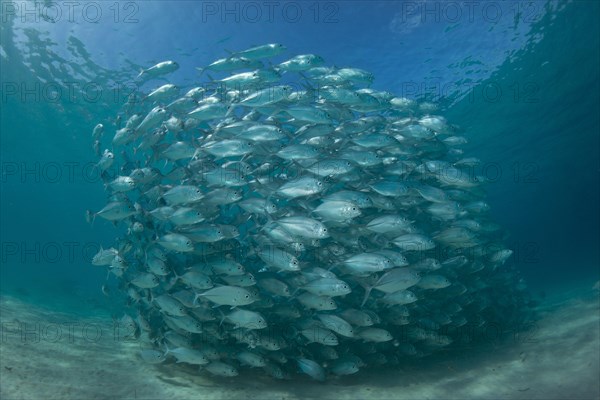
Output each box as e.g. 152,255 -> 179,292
245,294 -> 250,299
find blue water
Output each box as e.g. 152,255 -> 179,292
1,0 -> 598,318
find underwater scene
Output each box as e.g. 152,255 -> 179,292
0,1 -> 598,399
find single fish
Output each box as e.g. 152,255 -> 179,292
196,285 -> 256,307
137,60 -> 179,80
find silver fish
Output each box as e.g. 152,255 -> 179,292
196,285 -> 256,307
137,60 -> 179,80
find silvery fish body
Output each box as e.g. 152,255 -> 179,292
157,233 -> 194,252
197,286 -> 256,307
137,60 -> 179,79
162,186 -> 203,205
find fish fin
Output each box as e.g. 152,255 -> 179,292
195,67 -> 204,75
295,200 -> 312,213
136,69 -> 145,80
298,73 -> 313,89
148,290 -> 155,305
183,147 -> 198,163
85,210 -> 96,226
360,285 -> 373,308
217,308 -> 225,327
192,291 -> 202,306
327,263 -> 340,272
289,287 -> 302,299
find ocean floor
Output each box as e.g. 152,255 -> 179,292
0,290 -> 598,400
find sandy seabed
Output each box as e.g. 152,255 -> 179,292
0,290 -> 598,400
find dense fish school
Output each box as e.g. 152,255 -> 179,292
89,44 -> 532,381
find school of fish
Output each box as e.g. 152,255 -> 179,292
88,44 -> 532,381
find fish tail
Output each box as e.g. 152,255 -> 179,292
281,127 -> 295,140
217,308 -> 225,326
162,343 -> 172,356
192,291 -> 203,306
147,290 -> 155,305
172,270 -> 181,282
85,210 -> 96,226
360,286 -> 373,308
298,73 -> 312,88
295,200 -> 312,213
289,287 -> 301,298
